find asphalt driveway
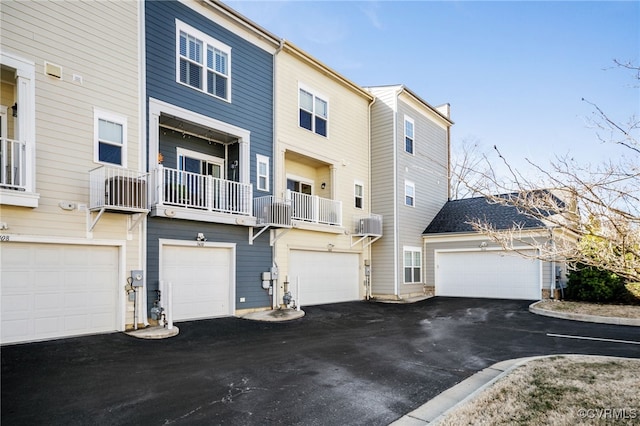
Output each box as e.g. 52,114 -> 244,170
2,297 -> 639,425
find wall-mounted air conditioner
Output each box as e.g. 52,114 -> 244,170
356,217 -> 382,235
105,176 -> 147,209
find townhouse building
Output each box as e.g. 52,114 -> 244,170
269,41 -> 379,308
366,85 -> 453,301
143,0 -> 281,321
0,0 -> 144,343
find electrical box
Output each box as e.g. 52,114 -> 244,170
131,270 -> 144,287
364,266 -> 371,276
261,271 -> 272,281
270,266 -> 279,280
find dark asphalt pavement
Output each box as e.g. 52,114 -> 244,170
2,297 -> 639,425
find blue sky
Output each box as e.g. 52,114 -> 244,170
226,0 -> 639,177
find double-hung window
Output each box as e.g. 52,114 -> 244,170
354,181 -> 364,209
403,247 -> 422,283
404,116 -> 414,154
94,109 -> 126,167
256,154 -> 269,192
299,85 -> 328,137
405,180 -> 415,207
177,20 -> 231,101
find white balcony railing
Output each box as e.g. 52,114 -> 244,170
0,138 -> 27,191
89,166 -> 149,211
286,190 -> 342,226
254,196 -> 292,227
153,165 -> 252,216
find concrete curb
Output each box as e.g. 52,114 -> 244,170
529,301 -> 640,326
389,356 -> 539,425
125,325 -> 180,339
241,308 -> 305,322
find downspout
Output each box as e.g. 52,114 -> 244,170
393,87 -> 402,298
367,95 -> 376,300
272,38 -> 285,310
138,0 -> 149,326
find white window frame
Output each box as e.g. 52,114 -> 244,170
298,83 -> 329,137
405,180 -> 415,207
176,147 -> 225,177
286,173 -> 314,195
94,108 -> 127,168
404,116 -> 414,155
403,246 -> 422,284
354,180 -> 364,209
256,154 -> 269,192
175,19 -> 231,102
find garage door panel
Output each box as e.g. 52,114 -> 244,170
1,243 -> 119,344
436,250 -> 540,300
162,245 -> 232,322
289,251 -> 359,306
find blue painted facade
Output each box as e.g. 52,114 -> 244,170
144,0 -> 276,313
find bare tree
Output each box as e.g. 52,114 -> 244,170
449,137 -> 488,200
454,62 -> 639,283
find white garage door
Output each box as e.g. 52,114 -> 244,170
289,250 -> 360,306
162,244 -> 233,321
1,243 -> 119,344
436,250 -> 540,300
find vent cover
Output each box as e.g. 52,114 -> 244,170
44,62 -> 62,79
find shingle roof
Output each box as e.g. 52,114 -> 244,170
423,195 -> 547,234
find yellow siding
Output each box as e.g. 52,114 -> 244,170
1,0 -> 143,326
273,45 -> 373,303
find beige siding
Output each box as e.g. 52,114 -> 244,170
367,86 -> 451,298
273,45 -> 372,304
1,1 -> 142,326
368,87 -> 398,296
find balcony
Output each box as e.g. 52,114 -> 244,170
287,190 -> 342,227
150,165 -> 252,221
89,166 -> 149,213
1,137 -> 27,191
254,196 -> 292,227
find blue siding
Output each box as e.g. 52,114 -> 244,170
145,0 -> 274,180
145,0 -> 275,312
147,218 -> 272,310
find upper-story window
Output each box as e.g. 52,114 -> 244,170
299,85 -> 328,137
404,116 -> 414,154
354,181 -> 363,209
94,109 -> 127,167
405,180 -> 415,207
256,154 -> 269,192
176,20 -> 231,102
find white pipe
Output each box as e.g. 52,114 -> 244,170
167,281 -> 174,330
296,277 -> 301,311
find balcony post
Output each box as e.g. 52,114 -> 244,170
156,165 -> 164,205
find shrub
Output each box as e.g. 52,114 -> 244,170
565,264 -> 634,303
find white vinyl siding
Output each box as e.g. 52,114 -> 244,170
94,109 -> 127,167
176,19 -> 231,102
403,246 -> 422,284
257,154 -> 269,192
